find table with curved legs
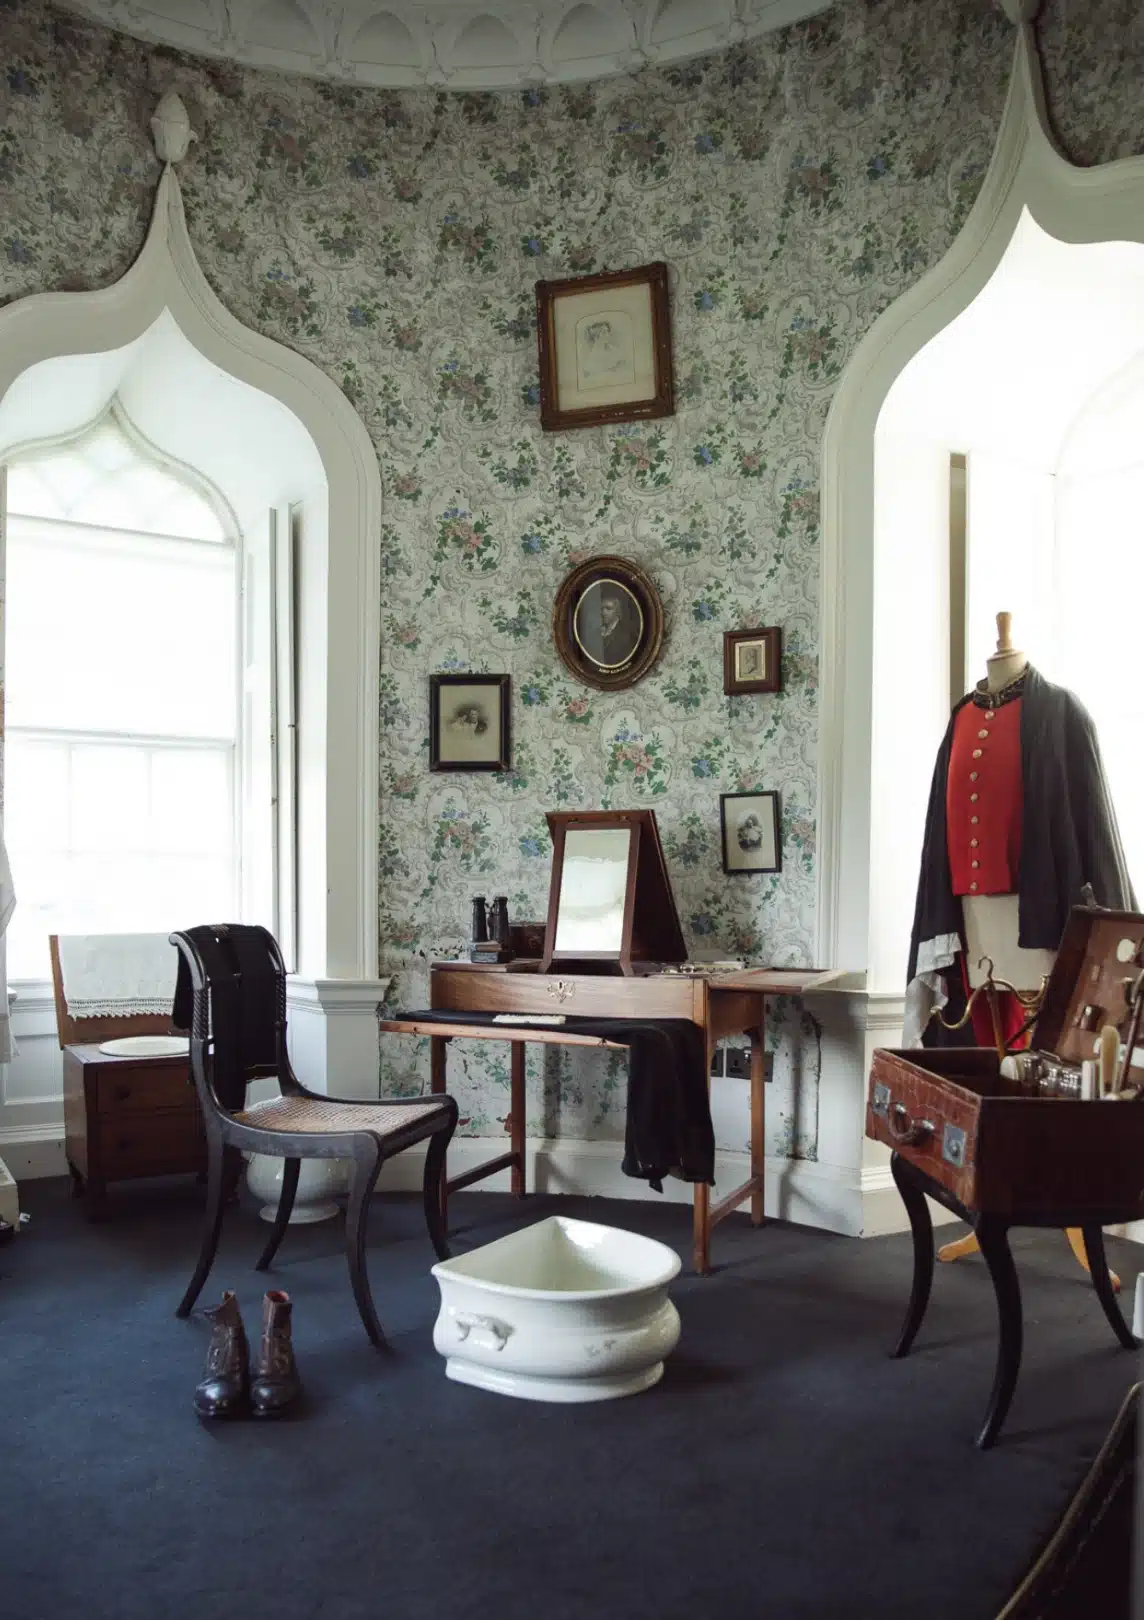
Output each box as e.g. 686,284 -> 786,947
888,1151 -> 1137,1449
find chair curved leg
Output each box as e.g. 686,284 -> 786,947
256,1156 -> 301,1272
890,1152 -> 935,1359
422,1127 -> 453,1262
345,1141 -> 387,1350
975,1216 -> 1022,1450
176,1139 -> 239,1318
1081,1225 -> 1137,1351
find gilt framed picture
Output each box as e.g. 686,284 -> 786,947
552,555 -> 665,692
429,674 -> 511,772
535,262 -> 675,432
723,627 -> 782,696
720,790 -> 781,876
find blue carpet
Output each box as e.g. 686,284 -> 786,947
0,1176 -> 1137,1620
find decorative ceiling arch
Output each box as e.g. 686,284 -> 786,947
816,2 -> 1144,974
54,0 -> 833,90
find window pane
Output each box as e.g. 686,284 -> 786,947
6,522 -> 236,738
150,750 -> 231,855
4,740 -> 236,981
6,418 -> 226,542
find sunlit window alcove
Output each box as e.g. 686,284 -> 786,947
870,210 -> 1144,993
0,158 -> 387,1163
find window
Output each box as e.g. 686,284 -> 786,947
3,409 -> 239,980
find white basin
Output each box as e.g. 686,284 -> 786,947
97,1035 -> 189,1058
431,1215 -> 681,1403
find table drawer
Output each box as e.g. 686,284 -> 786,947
431,967 -> 697,1021
95,1063 -> 195,1114
101,1110 -> 205,1175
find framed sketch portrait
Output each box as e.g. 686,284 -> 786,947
723,627 -> 782,696
720,790 -> 781,876
429,674 -> 511,772
553,556 -> 664,692
535,263 -> 674,432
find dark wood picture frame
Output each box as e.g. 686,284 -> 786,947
723,627 -> 782,696
720,790 -> 782,876
429,673 -> 511,772
553,555 -> 665,692
535,262 -> 675,433
541,809 -> 687,976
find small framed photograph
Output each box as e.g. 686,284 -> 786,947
552,555 -> 665,692
723,627 -> 782,695
720,790 -> 781,876
429,674 -> 511,772
535,262 -> 674,432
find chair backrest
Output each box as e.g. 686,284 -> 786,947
169,925 -> 288,1115
49,933 -> 178,1050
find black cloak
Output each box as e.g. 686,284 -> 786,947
904,666 -> 1136,1044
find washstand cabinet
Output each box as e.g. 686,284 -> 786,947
64,1045 -> 206,1217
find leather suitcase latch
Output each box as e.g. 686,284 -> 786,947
942,1123 -> 967,1168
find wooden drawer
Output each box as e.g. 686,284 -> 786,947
431,965 -> 698,1021
100,1110 -> 205,1176
94,1062 -> 195,1114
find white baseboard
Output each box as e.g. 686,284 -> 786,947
379,1136 -> 881,1238
0,1125 -> 68,1181
857,1163 -> 961,1238
1,1126 -> 1000,1243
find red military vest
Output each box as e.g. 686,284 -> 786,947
946,696 -> 1023,896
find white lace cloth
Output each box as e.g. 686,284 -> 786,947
57,932 -> 178,1019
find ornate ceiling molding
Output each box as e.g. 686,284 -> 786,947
56,0 -> 834,90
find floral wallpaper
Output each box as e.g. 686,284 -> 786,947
3,0 -> 1141,1161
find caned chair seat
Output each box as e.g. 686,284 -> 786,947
235,1096 -> 445,1137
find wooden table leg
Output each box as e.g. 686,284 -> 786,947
430,1036 -> 448,1225
749,1010 -> 766,1227
975,1216 -> 1023,1450
938,1230 -> 980,1263
1081,1225 -> 1137,1350
693,1182 -> 710,1275
889,1152 -> 934,1359
942,1226 -> 1121,1294
1067,1226 -> 1121,1293
510,1040 -> 526,1197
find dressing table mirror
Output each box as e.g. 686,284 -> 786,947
540,809 -> 686,975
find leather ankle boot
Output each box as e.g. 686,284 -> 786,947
250,1290 -> 300,1418
194,1291 -> 249,1420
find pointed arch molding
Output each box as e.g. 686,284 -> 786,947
816,16 -> 1144,975
0,159 -> 383,984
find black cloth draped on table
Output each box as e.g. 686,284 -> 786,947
397,1010 -> 715,1192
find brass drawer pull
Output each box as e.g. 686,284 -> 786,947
887,1102 -> 934,1147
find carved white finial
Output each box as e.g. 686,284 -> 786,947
998,0 -> 1043,22
151,91 -> 195,165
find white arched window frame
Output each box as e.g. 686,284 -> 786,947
0,401 -> 301,981
0,107 -> 384,1131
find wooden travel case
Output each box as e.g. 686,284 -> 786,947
866,908 -> 1144,1220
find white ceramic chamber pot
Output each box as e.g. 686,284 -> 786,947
432,1215 -> 682,1403
243,1152 -> 350,1223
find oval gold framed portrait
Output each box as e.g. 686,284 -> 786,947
552,556 -> 664,691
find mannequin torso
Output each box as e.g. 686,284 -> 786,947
984,646 -> 1028,694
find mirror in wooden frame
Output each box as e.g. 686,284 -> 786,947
541,809 -> 687,976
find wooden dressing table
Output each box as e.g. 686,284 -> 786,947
380,961 -> 839,1273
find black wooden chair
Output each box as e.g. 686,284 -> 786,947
170,923 -> 457,1348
